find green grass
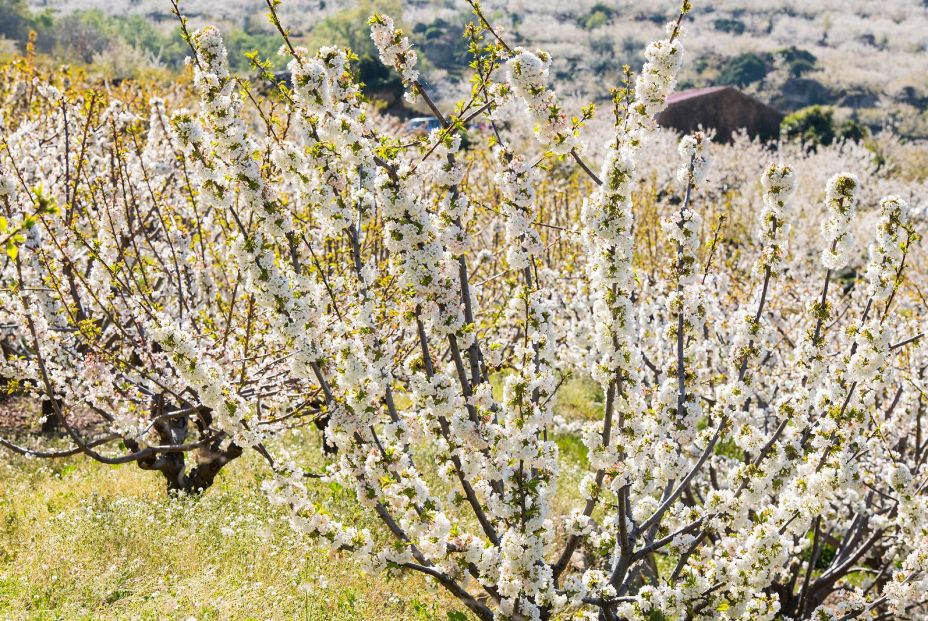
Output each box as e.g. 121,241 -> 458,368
0,449 -> 470,620
555,375 -> 604,421
0,377 -> 603,620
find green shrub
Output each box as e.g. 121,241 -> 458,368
579,3 -> 616,30
775,46 -> 817,77
781,106 -> 869,146
713,18 -> 746,34
223,28 -> 282,72
356,54 -> 406,103
781,106 -> 836,145
837,118 -> 868,142
411,17 -> 469,75
718,52 -> 768,86
0,0 -> 47,45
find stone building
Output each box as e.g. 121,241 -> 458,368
656,85 -> 784,142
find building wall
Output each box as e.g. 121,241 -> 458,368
656,90 -> 784,142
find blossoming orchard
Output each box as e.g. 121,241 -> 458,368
1,0 -> 927,619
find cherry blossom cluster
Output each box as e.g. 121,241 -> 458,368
864,195 -> 911,300
627,22 -> 685,139
369,14 -> 419,100
756,163 -> 796,275
820,172 -> 860,270
506,49 -> 578,156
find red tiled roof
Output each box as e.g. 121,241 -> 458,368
665,86 -> 732,105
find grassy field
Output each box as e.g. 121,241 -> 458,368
0,378 -> 601,621
0,449 -> 471,621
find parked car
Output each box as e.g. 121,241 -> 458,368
405,116 -> 442,134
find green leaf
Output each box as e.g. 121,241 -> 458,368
5,240 -> 18,260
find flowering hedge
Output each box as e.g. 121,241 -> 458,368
1,1 -> 927,620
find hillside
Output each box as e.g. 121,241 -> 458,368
13,0 -> 928,133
